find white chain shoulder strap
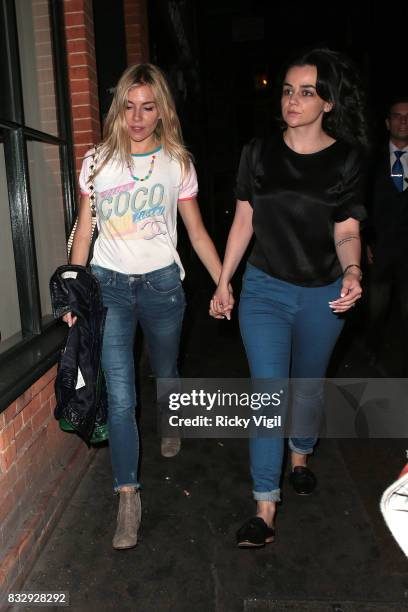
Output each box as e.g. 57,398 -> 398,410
67,144 -> 99,259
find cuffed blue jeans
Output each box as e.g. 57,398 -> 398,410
91,263 -> 185,492
238,264 -> 344,502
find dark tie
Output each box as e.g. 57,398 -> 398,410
392,150 -> 405,192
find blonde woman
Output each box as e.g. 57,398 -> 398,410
65,64 -> 231,549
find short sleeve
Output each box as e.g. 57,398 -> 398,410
178,161 -> 198,201
78,149 -> 94,195
334,147 -> 368,223
234,142 -> 254,204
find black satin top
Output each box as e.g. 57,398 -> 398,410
235,135 -> 367,287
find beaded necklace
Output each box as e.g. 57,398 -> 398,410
127,146 -> 161,182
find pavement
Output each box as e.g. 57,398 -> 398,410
19,277 -> 408,612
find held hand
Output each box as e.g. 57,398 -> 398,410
62,312 -> 77,327
329,272 -> 362,313
209,284 -> 234,320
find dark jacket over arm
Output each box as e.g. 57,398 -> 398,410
50,265 -> 107,443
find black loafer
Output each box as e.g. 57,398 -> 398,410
289,466 -> 317,495
236,517 -> 275,548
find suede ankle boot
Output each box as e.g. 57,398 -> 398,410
112,489 -> 141,550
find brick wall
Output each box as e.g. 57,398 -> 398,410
64,0 -> 149,178
0,0 -> 151,602
0,1 -> 103,603
64,0 -> 101,177
0,367 -> 94,604
124,0 -> 149,65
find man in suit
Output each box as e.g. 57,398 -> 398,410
366,97 -> 408,373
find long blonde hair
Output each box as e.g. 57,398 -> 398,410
95,63 -> 190,178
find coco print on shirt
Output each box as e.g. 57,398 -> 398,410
96,180 -> 167,241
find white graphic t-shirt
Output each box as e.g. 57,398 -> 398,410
79,146 -> 197,278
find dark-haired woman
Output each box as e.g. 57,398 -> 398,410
210,48 -> 368,547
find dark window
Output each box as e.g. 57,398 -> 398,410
0,0 -> 76,411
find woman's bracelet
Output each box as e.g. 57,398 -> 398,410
343,264 -> 362,280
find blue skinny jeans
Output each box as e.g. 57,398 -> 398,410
238,263 -> 344,502
91,263 -> 185,492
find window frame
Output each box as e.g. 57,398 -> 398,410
0,0 -> 77,412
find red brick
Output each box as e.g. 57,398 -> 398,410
124,0 -> 142,12
16,387 -> 33,412
125,3 -> 140,12
125,9 -> 139,20
13,412 -> 24,436
22,396 -> 41,425
71,91 -> 92,106
73,130 -> 94,145
70,65 -> 93,81
64,0 -> 87,11
71,104 -> 93,120
49,394 -> 56,411
76,79 -> 97,98
15,423 -> 33,454
73,117 -> 94,132
75,142 -> 91,157
31,403 -> 52,433
0,442 -> 16,473
127,35 -> 141,46
69,79 -> 91,95
128,22 -> 142,32
0,423 -> 14,452
41,367 -> 57,387
68,51 -> 92,67
16,389 -> 33,414
0,464 -> 17,501
40,380 -> 55,407
64,12 -> 85,27
0,400 -> 96,590
127,31 -> 141,43
64,24 -> 87,39
30,378 -> 47,397
67,38 -> 89,54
